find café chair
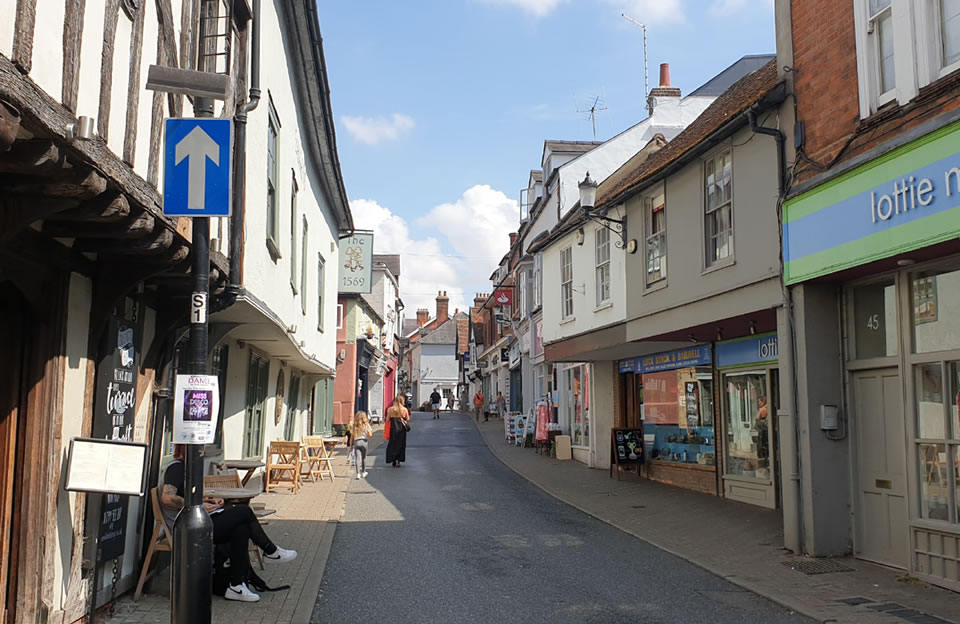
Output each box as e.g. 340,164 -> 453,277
265,440 -> 301,494
134,487 -> 173,600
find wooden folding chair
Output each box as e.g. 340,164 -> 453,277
134,487 -> 173,600
265,440 -> 301,493
300,436 -> 324,483
316,437 -> 336,482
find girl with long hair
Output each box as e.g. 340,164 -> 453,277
384,393 -> 410,467
350,411 -> 373,479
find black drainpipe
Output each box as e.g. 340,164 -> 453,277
224,0 -> 261,301
748,107 -> 785,194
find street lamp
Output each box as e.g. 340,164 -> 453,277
578,171 -> 627,249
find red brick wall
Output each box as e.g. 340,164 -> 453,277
791,0 -> 960,187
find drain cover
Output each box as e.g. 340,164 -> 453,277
781,558 -> 854,575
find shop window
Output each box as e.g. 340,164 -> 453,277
723,371 -> 772,480
914,361 -> 960,525
643,367 -> 716,466
704,150 -> 733,267
912,268 -> 960,353
849,279 -> 897,359
562,364 -> 590,447
284,374 -> 301,441
645,194 -> 666,285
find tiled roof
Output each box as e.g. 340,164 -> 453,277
419,317 -> 458,344
373,254 -> 401,280
598,60 -> 779,208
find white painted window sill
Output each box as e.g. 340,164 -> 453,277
644,279 -> 667,295
559,317 -> 576,326
701,257 -> 735,276
594,302 -> 613,313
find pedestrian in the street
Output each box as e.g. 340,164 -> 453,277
496,391 -> 506,420
473,389 -> 484,423
430,388 -> 442,419
160,445 -> 297,603
350,411 -> 373,479
385,394 -> 410,467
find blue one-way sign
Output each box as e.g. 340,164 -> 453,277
163,118 -> 232,217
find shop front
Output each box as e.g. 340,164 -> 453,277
557,363 -> 591,463
716,333 -> 780,508
619,345 -> 717,494
784,119 -> 960,590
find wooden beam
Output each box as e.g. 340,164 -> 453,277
146,35 -> 165,187
74,227 -> 173,253
122,2 -> 146,165
0,196 -> 78,245
97,0 -> 121,141
62,0 -> 86,113
42,210 -> 155,239
0,140 -> 64,176
179,0 -> 196,71
46,192 -> 129,223
0,167 -> 107,198
156,0 -> 183,116
12,0 -> 38,72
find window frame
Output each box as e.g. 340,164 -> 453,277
300,217 -> 309,315
265,100 -> 282,260
703,149 -> 735,269
317,253 -> 326,331
289,173 -> 299,294
645,193 -> 667,286
560,246 -> 573,319
337,303 -> 344,330
243,352 -> 269,458
936,0 -> 960,76
595,227 -> 611,306
533,254 -> 543,310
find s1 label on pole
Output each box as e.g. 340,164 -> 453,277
191,292 -> 207,324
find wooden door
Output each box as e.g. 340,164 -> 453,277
853,368 -> 908,568
0,284 -> 25,624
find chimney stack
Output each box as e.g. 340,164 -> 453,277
473,293 -> 486,309
647,62 -> 682,117
416,308 -> 429,327
436,290 -> 449,324
509,232 -> 518,248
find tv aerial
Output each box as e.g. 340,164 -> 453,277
577,95 -> 607,141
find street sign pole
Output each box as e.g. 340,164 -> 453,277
171,5 -> 217,622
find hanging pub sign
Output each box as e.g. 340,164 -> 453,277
338,231 -> 374,294
92,317 -> 139,561
500,348 -> 509,363
493,288 -> 513,307
173,374 -> 221,444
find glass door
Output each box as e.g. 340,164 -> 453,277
721,368 -> 778,508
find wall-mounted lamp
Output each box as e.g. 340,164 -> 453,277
716,328 -> 723,341
575,228 -> 585,246
66,116 -> 95,142
749,320 -> 756,336
579,171 -> 627,248
688,333 -> 697,343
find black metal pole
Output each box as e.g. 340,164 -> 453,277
172,2 -> 217,621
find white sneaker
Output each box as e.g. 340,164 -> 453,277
225,582 -> 260,602
362,472 -> 369,478
263,546 -> 297,563
355,474 -> 361,479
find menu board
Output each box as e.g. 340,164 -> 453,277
610,428 -> 644,479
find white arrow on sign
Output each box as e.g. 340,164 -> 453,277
175,125 -> 220,210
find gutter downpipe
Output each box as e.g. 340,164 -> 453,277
749,106 -> 802,554
225,0 -> 261,300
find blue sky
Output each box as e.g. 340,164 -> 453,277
317,0 -> 775,315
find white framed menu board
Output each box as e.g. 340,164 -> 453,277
64,437 -> 148,496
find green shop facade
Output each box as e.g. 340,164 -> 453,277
784,120 -> 960,591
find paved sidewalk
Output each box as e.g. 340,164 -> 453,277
103,434 -> 378,624
473,415 -> 960,624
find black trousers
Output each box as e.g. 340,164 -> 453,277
211,505 -> 274,584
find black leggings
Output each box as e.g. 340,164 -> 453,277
211,505 -> 275,584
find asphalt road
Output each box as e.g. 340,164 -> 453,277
311,412 -> 810,624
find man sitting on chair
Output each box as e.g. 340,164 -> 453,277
160,445 -> 297,603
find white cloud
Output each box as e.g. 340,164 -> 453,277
710,0 -> 774,14
475,0 -> 568,17
607,0 -> 686,25
341,113 -> 415,145
350,186 -> 520,328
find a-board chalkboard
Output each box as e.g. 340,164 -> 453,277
610,428 -> 644,480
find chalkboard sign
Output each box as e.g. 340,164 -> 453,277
610,428 -> 644,480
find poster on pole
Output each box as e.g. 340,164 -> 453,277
338,231 -> 374,294
173,374 -> 220,444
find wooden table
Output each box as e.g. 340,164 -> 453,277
220,458 -> 264,486
204,487 -> 260,506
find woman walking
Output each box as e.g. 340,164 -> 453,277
385,394 -> 410,467
350,411 -> 373,479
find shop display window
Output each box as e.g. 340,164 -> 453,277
562,364 -> 590,447
914,361 -> 960,525
912,268 -> 960,353
920,443 -> 950,521
643,367 -> 716,466
723,371 -> 772,480
849,279 -> 897,359
917,363 -> 945,438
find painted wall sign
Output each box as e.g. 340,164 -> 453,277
783,120 -> 960,284
716,333 -> 779,369
619,344 -> 712,374
338,231 -> 374,294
